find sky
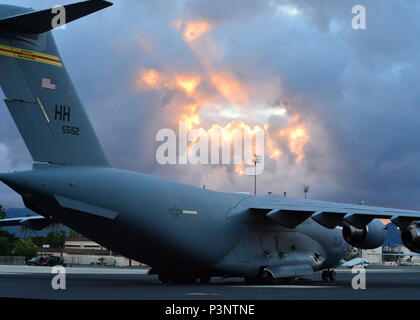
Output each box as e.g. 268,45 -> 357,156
1,0 -> 420,210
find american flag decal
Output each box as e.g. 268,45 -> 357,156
41,77 -> 56,90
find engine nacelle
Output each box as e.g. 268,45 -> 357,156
401,224 -> 420,254
342,219 -> 386,249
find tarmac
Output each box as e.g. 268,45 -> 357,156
0,265 -> 419,300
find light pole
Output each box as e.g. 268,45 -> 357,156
253,154 -> 262,196
303,185 -> 309,199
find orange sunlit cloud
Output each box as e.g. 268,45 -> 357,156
278,126 -> 309,163
175,75 -> 201,96
235,164 -> 246,176
140,69 -> 162,87
210,72 -> 249,105
165,15 -> 311,169
379,219 -> 391,225
171,19 -> 183,31
139,69 -> 202,96
183,21 -> 211,42
138,68 -> 310,167
180,104 -> 201,130
138,12 -> 311,172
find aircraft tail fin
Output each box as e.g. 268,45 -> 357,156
0,0 -> 112,34
0,2 -> 112,167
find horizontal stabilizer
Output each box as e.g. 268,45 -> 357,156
0,216 -> 53,230
0,0 -> 113,34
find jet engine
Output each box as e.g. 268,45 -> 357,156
401,223 -> 420,253
342,219 -> 386,249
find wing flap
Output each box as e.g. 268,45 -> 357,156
266,209 -> 315,229
311,211 -> 346,229
242,198 -> 420,229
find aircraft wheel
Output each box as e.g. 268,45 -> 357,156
172,273 -> 197,284
328,270 -> 336,282
322,270 -> 336,282
260,270 -> 275,285
244,277 -> 257,284
159,273 -> 171,284
283,277 -> 295,285
199,275 -> 211,284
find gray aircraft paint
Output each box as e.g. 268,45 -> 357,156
0,166 -> 348,277
0,1 -> 418,281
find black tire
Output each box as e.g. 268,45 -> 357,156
328,271 -> 336,282
244,277 -> 257,284
284,277 -> 295,285
260,270 -> 275,285
172,273 -> 197,284
199,275 -> 211,284
322,270 -> 329,281
159,273 -> 171,284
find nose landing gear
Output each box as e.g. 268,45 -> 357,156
322,269 -> 336,282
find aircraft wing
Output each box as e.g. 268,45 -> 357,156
0,216 -> 53,230
231,196 -> 420,229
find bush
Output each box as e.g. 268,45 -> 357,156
13,238 -> 38,260
0,237 -> 13,256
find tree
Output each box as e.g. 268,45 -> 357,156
18,214 -> 35,239
43,222 -> 65,234
45,230 -> 66,248
343,247 -> 361,261
0,204 -> 6,230
0,204 -> 5,220
0,229 -> 15,255
0,237 -> 14,256
13,238 -> 38,260
67,229 -> 82,238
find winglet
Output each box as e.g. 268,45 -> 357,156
0,0 -> 113,34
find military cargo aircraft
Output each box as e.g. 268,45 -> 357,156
1,0 -> 420,284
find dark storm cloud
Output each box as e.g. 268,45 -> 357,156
1,0 -> 420,210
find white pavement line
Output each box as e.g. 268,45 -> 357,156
230,285 -> 338,289
0,265 -> 150,275
336,268 -> 420,273
186,293 -> 221,296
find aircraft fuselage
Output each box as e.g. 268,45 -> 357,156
0,166 -> 348,278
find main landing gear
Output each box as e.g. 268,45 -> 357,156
322,269 -> 336,282
158,273 -> 212,284
244,270 -> 295,285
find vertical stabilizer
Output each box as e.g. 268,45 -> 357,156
0,1 -> 112,167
